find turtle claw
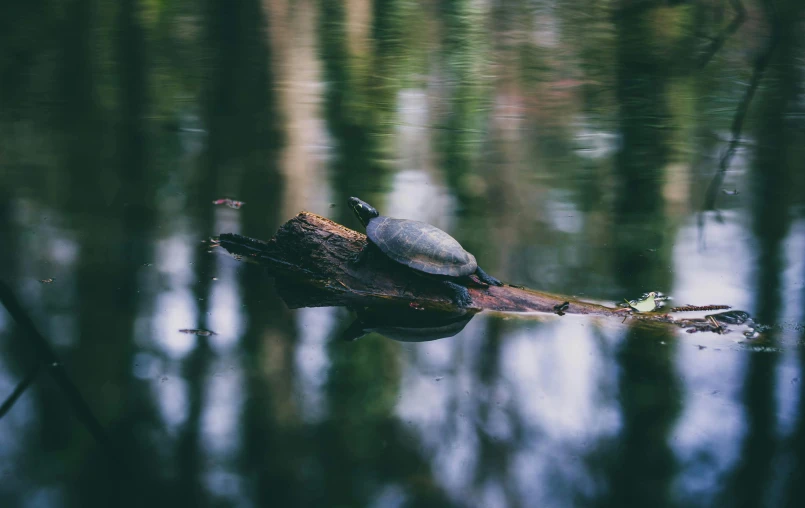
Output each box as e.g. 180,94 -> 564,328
475,267 -> 502,287
443,281 -> 473,308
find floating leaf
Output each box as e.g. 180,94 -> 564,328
624,291 -> 659,312
212,198 -> 245,209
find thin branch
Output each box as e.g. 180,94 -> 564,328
699,0 -> 748,69
0,281 -> 114,459
0,363 -> 40,419
702,0 -> 780,213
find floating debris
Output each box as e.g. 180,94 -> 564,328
38,278 -> 54,284
178,328 -> 218,336
212,198 -> 245,209
722,189 -> 739,196
707,310 -> 750,325
674,311 -> 748,334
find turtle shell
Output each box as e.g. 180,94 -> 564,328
366,216 -> 477,277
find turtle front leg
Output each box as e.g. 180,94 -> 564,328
474,266 -> 502,287
443,281 -> 473,308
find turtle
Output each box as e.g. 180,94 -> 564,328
347,196 -> 502,307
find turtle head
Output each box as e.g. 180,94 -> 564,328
348,197 -> 379,227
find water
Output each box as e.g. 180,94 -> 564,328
1,1 -> 804,507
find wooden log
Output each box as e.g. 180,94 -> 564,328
218,211 -> 623,316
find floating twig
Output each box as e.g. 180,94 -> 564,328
670,304 -> 732,312
178,328 -> 218,336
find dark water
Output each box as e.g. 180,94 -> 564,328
1,1 -> 805,507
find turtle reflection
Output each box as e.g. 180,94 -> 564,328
341,306 -> 475,343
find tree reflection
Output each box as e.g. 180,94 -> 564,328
192,0 -> 296,506
720,1 -> 802,505
312,2 -> 458,503
319,0 -> 388,223
596,3 -> 683,506
789,262 -> 805,506
468,317 -> 523,506
62,0 -> 158,505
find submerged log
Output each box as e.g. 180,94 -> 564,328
219,211 -> 623,316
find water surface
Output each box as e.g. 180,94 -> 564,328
1,1 -> 804,507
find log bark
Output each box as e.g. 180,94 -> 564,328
219,211 -> 623,316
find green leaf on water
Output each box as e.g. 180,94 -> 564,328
626,292 -> 659,312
